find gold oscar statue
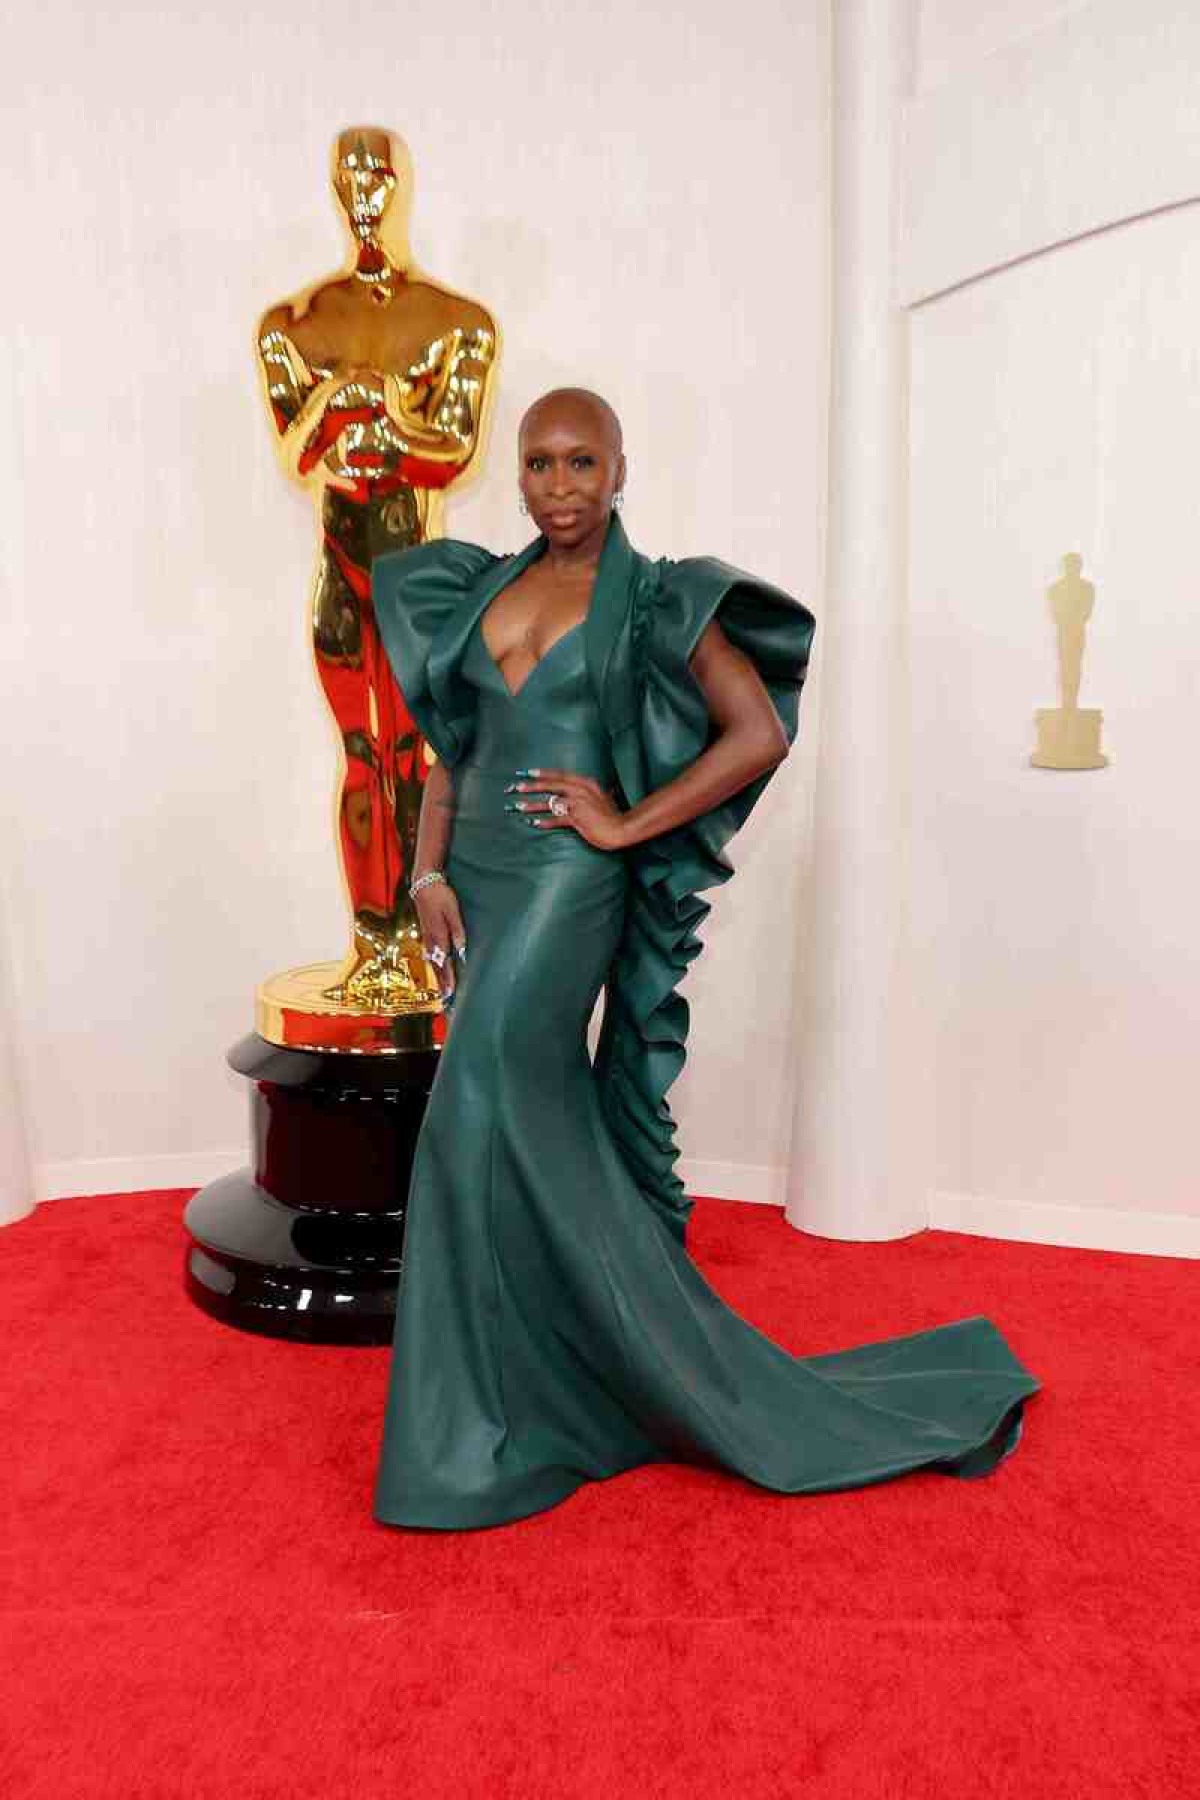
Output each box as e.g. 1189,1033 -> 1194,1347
1031,552 -> 1109,770
254,126 -> 498,1051
183,127 -> 496,1340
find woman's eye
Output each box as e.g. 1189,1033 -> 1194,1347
571,455 -> 595,469
526,457 -> 546,471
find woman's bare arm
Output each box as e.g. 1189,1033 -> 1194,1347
508,618 -> 791,851
617,618 -> 789,848
411,758 -> 467,994
413,757 -> 457,879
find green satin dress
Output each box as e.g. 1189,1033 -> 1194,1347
370,516 -> 1040,1530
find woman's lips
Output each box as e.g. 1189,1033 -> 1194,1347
546,510 -> 580,529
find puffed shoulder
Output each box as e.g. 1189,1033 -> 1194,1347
373,535 -> 500,615
371,537 -> 504,768
635,554 -> 816,886
647,555 -> 815,710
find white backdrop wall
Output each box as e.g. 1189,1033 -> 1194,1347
785,0 -> 1200,1256
907,0 -> 1200,1253
0,913 -> 33,1224
0,0 -> 830,1211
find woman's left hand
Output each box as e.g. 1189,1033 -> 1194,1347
506,769 -> 628,851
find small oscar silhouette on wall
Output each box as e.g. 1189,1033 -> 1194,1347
1031,552 -> 1109,769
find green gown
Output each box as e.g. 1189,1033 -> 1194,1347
370,514 -> 1041,1530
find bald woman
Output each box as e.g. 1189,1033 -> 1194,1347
370,390 -> 1040,1530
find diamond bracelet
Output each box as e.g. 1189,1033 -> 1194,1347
409,869 -> 447,899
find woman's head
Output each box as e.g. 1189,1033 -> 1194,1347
518,388 -> 626,554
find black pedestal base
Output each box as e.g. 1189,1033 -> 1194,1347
183,1032 -> 439,1345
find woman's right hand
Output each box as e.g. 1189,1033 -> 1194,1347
416,879 -> 467,1000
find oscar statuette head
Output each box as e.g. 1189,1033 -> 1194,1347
330,126 -> 414,281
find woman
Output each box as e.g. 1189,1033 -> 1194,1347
370,386 -> 1040,1531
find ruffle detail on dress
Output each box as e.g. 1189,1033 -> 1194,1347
592,557 -> 816,1245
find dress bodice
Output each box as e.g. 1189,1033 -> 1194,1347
453,614 -> 617,805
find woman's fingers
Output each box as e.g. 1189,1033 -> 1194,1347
505,769 -> 625,848
444,890 -> 467,958
416,903 -> 450,953
416,886 -> 465,995
508,771 -> 603,814
424,936 -> 455,996
513,768 -> 604,796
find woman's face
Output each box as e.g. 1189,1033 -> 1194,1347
518,402 -> 625,553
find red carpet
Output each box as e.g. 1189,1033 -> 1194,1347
2,1189 -> 1197,1798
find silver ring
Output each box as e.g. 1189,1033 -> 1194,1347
427,944 -> 448,969
548,794 -> 570,818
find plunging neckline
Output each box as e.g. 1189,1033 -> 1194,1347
476,614 -> 586,701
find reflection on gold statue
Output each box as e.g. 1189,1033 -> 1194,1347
254,126 -> 498,1051
1031,552 -> 1109,770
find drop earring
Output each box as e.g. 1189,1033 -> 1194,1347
613,489 -> 625,512
518,493 -> 529,515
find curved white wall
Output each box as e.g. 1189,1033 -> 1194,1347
788,0 -> 929,1241
788,0 -> 1200,1253
911,197 -> 1200,1252
905,1 -> 1200,304
904,0 -> 1200,1253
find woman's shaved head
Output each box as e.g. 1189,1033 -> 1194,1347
517,387 -> 627,555
519,388 -> 623,456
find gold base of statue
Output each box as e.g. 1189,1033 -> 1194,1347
1030,707 -> 1108,770
256,962 -> 447,1055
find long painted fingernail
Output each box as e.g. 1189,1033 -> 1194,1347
503,801 -> 524,812
454,942 -> 466,961
503,782 -> 518,793
514,767 -> 540,778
